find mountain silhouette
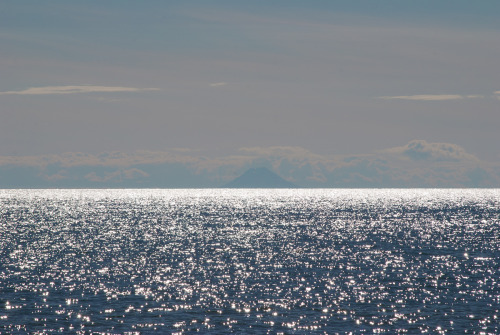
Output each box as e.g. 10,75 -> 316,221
223,167 -> 297,188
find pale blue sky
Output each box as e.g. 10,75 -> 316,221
1,0 -> 499,162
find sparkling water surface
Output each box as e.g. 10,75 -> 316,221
1,189 -> 499,334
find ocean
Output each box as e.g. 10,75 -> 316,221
0,189 -> 499,334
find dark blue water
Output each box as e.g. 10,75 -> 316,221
1,189 -> 499,334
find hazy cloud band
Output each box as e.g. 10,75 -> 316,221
1,140 -> 498,188
378,94 -> 492,101
379,95 -> 465,101
0,85 -> 160,95
209,82 -> 228,87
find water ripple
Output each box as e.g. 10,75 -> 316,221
1,189 -> 499,333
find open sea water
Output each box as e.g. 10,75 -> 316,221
0,189 -> 499,334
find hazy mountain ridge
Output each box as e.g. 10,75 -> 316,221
224,167 -> 297,188
1,140 -> 499,188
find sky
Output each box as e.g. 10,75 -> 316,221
1,1 -> 500,187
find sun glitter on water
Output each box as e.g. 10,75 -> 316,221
0,189 -> 499,333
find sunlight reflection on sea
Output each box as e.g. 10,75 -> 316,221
1,189 -> 499,333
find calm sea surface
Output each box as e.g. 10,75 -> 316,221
0,189 -> 499,334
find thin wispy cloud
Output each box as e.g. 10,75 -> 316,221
378,94 -> 490,101
209,82 -> 228,87
0,85 -> 160,95
379,94 -> 464,101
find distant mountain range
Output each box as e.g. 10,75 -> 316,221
1,140 -> 500,188
223,167 -> 297,188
